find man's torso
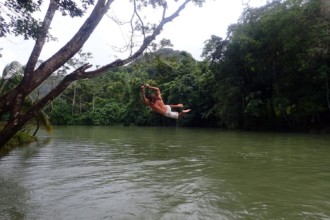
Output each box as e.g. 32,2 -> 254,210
150,99 -> 167,115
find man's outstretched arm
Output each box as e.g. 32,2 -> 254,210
140,85 -> 150,105
145,84 -> 161,98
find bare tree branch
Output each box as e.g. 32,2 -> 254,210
88,0 -> 190,77
24,0 -> 58,76
29,0 -> 114,85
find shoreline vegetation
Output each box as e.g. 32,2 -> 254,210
1,124 -> 329,155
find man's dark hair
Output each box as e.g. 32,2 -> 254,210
145,92 -> 157,103
145,90 -> 152,100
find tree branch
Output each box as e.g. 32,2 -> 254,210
0,63 -> 92,147
84,0 -> 191,77
24,0 -> 58,76
29,0 -> 114,88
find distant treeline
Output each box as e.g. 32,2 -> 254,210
44,0 -> 330,131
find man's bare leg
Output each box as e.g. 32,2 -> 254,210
169,104 -> 183,108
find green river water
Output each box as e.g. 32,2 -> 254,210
0,126 -> 330,219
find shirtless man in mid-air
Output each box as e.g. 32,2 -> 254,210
141,84 -> 191,119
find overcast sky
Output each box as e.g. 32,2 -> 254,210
0,0 -> 268,72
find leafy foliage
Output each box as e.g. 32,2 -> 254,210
0,0 -> 93,39
203,0 -> 330,130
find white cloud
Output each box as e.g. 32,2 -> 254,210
0,0 -> 268,72
159,0 -> 245,60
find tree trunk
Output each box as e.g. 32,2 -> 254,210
326,69 -> 330,111
0,67 -> 83,147
72,82 -> 77,115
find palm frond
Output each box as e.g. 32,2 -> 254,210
36,110 -> 53,133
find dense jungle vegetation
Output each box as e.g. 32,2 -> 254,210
34,0 -> 330,131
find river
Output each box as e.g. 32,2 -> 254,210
0,126 -> 330,219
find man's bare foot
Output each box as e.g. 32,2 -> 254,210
179,109 -> 191,119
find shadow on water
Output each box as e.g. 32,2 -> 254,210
0,134 -> 52,159
0,126 -> 330,219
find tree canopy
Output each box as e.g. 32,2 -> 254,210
204,0 -> 330,130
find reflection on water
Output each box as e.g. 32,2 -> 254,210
1,126 -> 330,219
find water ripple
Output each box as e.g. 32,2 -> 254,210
1,127 -> 330,219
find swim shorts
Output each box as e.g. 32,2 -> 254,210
164,105 -> 179,119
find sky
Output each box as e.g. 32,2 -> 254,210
0,0 -> 268,72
